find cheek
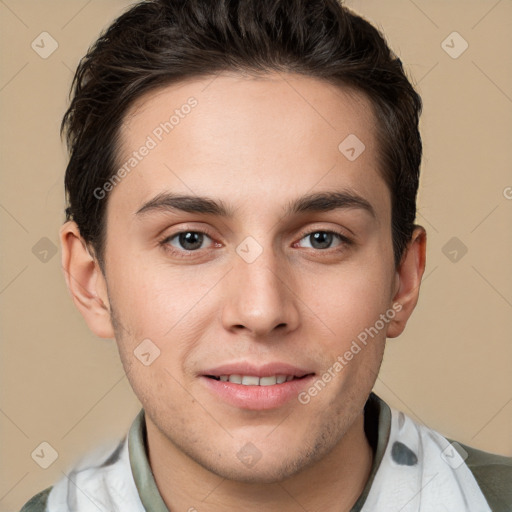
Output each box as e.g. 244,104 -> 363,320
301,258 -> 393,343
108,255 -> 210,337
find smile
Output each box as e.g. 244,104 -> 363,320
206,374 -> 310,386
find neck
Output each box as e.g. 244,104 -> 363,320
146,412 -> 374,512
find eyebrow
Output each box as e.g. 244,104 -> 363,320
135,190 -> 376,219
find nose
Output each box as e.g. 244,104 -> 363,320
221,244 -> 300,339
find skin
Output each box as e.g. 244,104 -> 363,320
60,72 -> 426,512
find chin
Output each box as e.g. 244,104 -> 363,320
207,460 -> 303,484
198,439 -> 326,485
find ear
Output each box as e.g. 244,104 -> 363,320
386,226 -> 427,338
59,221 -> 115,339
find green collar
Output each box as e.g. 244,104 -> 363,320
128,408 -> 170,511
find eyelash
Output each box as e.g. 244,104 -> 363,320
159,227 -> 353,259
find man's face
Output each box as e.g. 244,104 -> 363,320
102,72 -> 399,481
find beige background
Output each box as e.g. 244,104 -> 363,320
1,0 -> 511,509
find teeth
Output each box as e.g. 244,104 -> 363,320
259,376 -> 277,386
241,375 -> 260,386
218,374 -> 296,386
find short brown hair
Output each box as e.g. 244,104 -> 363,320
62,0 -> 422,268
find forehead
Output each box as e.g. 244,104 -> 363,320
110,71 -> 388,223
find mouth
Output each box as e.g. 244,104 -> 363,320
204,374 -> 313,386
199,362 -> 316,410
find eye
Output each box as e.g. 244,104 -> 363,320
163,231 -> 214,252
159,228 -> 352,259
296,230 -> 351,250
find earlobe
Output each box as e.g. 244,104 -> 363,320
59,221 -> 115,339
386,226 -> 427,338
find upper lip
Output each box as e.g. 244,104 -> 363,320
201,362 -> 314,378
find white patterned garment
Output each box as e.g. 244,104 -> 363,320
360,407 -> 492,512
46,437 -> 146,512
23,393 -> 508,512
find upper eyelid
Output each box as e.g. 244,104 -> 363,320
297,226 -> 351,240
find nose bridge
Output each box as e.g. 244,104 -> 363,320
221,237 -> 299,336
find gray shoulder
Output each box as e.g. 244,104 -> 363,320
448,438 -> 512,512
19,487 -> 52,512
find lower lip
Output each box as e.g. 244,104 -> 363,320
200,375 -> 315,410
